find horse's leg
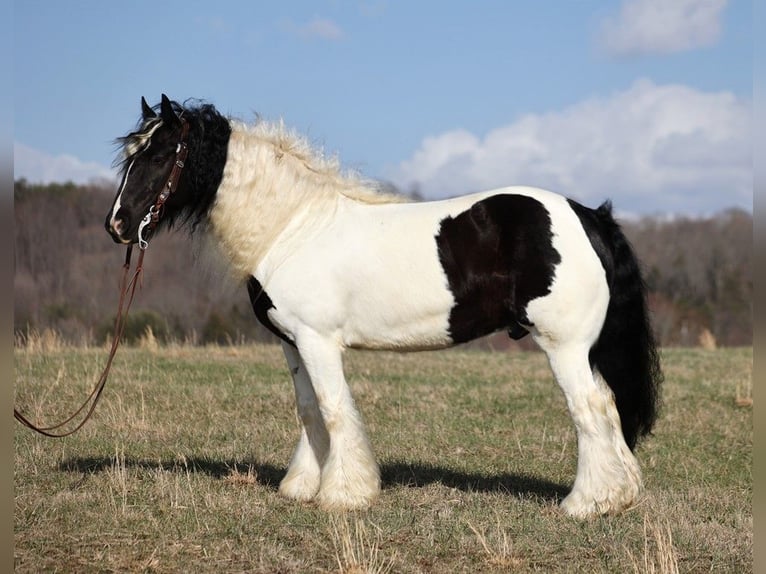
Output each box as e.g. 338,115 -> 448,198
540,341 -> 642,518
295,330 -> 380,509
278,341 -> 329,502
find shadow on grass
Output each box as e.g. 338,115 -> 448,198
58,456 -> 285,488
381,460 -> 568,502
58,456 -> 567,502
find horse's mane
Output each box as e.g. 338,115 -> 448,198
115,99 -> 407,207
231,119 -> 407,205
113,117 -> 162,170
207,115 -> 410,277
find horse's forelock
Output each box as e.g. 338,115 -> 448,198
112,117 -> 164,171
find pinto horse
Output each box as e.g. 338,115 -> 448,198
106,95 -> 661,518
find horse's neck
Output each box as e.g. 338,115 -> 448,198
208,128 -> 339,279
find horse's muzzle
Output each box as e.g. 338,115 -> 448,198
105,215 -> 134,244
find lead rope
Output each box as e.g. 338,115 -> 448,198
15,115 -> 189,437
14,245 -> 146,437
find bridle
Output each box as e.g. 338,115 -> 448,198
14,117 -> 191,437
137,117 -> 190,250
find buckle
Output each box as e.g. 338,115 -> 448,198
137,211 -> 153,250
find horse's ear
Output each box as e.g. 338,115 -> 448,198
160,94 -> 181,127
141,97 -> 157,120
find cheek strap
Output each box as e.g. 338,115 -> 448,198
136,119 -> 189,251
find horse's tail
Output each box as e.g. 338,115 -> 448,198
569,199 -> 663,450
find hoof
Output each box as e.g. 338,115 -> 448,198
560,485 -> 641,518
316,485 -> 379,510
279,470 -> 320,502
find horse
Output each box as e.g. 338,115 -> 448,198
105,95 -> 662,518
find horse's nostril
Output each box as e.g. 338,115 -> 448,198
111,216 -> 128,235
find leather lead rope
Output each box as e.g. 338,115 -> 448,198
15,115 -> 190,437
14,245 -> 145,437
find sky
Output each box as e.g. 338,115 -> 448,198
13,0 -> 753,216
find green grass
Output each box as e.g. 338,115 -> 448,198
14,343 -> 752,573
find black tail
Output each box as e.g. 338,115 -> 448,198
568,199 -> 663,450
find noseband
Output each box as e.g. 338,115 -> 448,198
137,117 -> 190,250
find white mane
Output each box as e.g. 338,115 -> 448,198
239,120 -> 404,205
209,119 -> 408,279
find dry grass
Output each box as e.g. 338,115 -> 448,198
138,326 -> 160,353
330,513 -> 395,574
14,344 -> 752,572
627,515 -> 679,574
735,374 -> 753,408
467,515 -> 523,569
14,327 -> 69,353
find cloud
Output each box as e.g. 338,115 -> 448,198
388,79 -> 751,215
600,0 -> 727,56
285,16 -> 344,41
14,142 -> 115,185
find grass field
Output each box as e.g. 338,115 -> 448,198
14,342 -> 752,573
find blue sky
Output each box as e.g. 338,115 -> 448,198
14,0 -> 752,215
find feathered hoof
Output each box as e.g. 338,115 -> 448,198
316,487 -> 379,510
279,470 -> 320,502
560,484 -> 642,518
315,472 -> 381,510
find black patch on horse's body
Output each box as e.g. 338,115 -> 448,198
247,276 -> 294,345
507,323 -> 529,340
435,194 -> 560,344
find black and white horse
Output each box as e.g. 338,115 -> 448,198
106,95 -> 661,518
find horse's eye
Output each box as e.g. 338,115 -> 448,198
151,154 -> 168,165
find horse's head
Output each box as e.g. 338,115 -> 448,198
105,94 -> 191,247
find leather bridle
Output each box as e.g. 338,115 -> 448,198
14,117 -> 191,437
137,117 -> 190,250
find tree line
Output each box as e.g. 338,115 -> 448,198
14,180 -> 752,348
